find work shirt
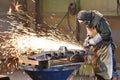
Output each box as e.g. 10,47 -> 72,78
95,18 -> 111,41
94,17 -> 115,50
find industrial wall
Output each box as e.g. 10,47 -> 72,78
41,0 -> 117,15
0,0 -> 118,15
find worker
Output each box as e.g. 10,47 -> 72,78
77,10 -> 118,80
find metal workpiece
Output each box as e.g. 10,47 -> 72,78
19,46 -> 87,80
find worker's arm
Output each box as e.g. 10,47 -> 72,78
83,33 -> 102,47
84,18 -> 111,46
96,18 -> 111,41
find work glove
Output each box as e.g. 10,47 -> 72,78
83,33 -> 102,47
83,39 -> 90,48
89,33 -> 102,45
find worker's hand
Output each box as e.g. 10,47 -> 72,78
83,39 -> 90,48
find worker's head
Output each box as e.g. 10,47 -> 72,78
77,10 -> 104,28
77,10 -> 92,27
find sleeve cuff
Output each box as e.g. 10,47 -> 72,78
89,33 -> 102,45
